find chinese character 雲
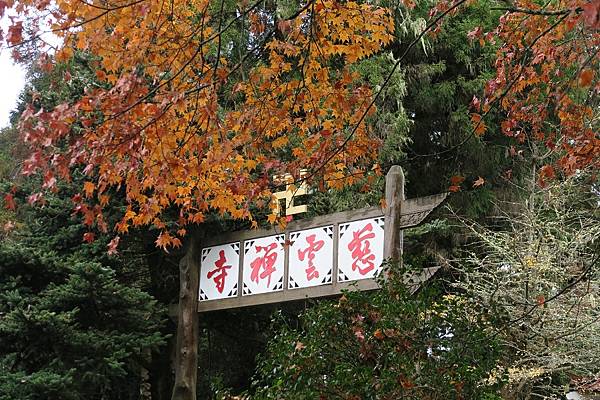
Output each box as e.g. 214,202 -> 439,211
297,234 -> 324,281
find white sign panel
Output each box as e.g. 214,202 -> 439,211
288,225 -> 334,289
338,217 -> 384,282
242,234 -> 285,295
199,242 -> 240,301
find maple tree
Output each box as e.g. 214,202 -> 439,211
461,0 -> 600,184
3,0 -> 596,246
0,0 -> 394,250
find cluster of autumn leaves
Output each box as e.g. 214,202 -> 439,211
1,0 -> 598,250
476,0 -> 600,183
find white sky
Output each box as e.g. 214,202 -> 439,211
0,44 -> 26,128
0,14 -> 27,128
0,10 -> 61,129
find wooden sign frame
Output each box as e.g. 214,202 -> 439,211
197,172 -> 447,312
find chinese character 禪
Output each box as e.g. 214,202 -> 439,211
250,242 -> 278,287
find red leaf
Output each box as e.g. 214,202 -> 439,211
0,1 -> 8,18
536,295 -> 545,305
7,21 -> 23,46
354,329 -> 365,342
83,232 -> 95,243
470,95 -> 481,112
277,20 -> 292,35
107,236 -> 120,255
27,192 -> 44,206
449,175 -> 465,192
450,175 -> 465,186
398,375 -> 415,389
467,26 -> 482,41
402,0 -> 416,9
582,0 -> 600,29
42,171 -> 56,189
540,165 -> 555,179
538,165 -> 555,187
471,113 -> 486,136
3,193 -> 16,210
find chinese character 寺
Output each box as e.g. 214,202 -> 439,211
347,223 -> 376,275
297,234 -> 324,280
250,242 -> 278,287
207,250 -> 232,294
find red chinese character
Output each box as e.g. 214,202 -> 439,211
347,223 -> 376,275
207,250 -> 232,294
250,242 -> 278,287
298,234 -> 324,281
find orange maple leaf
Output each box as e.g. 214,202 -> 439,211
83,181 -> 95,198
155,231 -> 173,250
579,69 -> 595,87
471,113 -> 486,136
267,214 -> 278,224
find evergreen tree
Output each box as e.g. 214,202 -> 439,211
0,53 -> 170,400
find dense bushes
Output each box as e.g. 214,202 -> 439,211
252,265 -> 504,400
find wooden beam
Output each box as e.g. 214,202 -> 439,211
164,267 -> 441,315
200,193 -> 447,249
197,278 -> 380,312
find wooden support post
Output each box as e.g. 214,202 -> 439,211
383,165 -> 405,262
171,238 -> 200,400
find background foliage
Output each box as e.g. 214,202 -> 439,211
251,265 -> 504,400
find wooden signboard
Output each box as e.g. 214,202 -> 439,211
197,166 -> 447,312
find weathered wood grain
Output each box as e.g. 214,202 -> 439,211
383,165 -> 405,261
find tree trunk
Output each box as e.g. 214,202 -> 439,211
171,237 -> 200,400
